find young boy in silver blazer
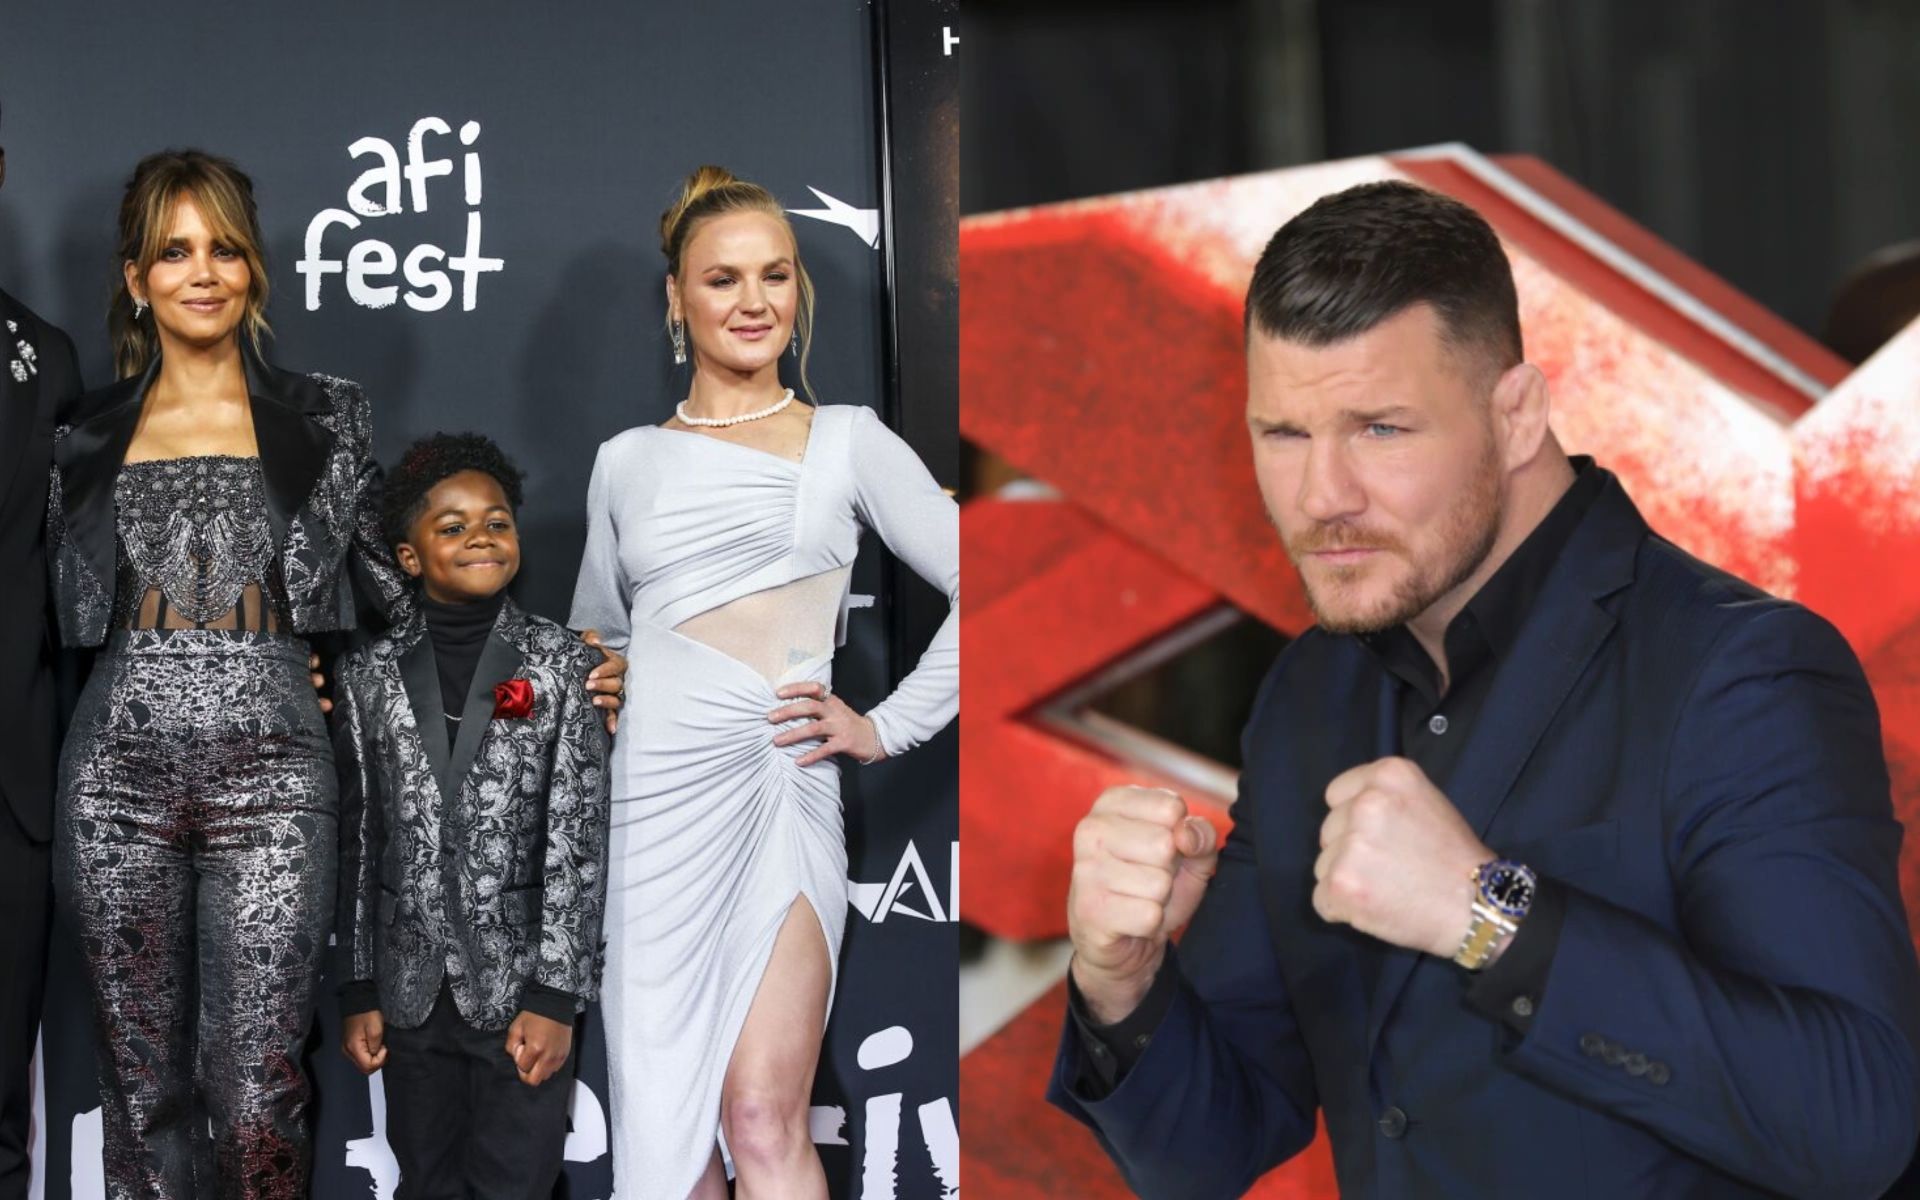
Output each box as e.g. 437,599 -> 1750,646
333,433 -> 610,1197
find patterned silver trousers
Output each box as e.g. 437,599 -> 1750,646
55,629 -> 335,1199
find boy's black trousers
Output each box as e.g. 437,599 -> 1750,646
384,980 -> 576,1200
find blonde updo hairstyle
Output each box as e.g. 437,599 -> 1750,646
112,149 -> 272,380
660,165 -> 817,401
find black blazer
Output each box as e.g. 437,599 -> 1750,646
0,289 -> 82,842
1050,473 -> 1920,1198
46,348 -> 408,648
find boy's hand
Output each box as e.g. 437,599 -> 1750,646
341,1011 -> 387,1075
505,1010 -> 574,1087
580,630 -> 627,736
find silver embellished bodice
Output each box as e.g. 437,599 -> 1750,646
113,456 -> 283,630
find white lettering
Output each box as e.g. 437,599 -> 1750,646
346,240 -> 400,309
447,211 -> 504,311
304,116 -> 501,312
919,1098 -> 960,1197
809,1105 -> 849,1146
460,120 -> 483,205
861,1093 -> 902,1199
562,1079 -> 608,1162
297,208 -> 359,310
403,243 -> 452,312
857,1025 -> 913,1070
404,116 -> 454,214
346,136 -> 403,216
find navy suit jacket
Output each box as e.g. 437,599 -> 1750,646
1049,473 -> 1920,1198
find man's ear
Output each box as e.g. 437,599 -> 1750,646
395,542 -> 423,579
1490,361 -> 1551,471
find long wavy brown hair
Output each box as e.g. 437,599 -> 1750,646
112,149 -> 272,379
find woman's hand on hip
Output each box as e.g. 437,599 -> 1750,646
769,681 -> 887,767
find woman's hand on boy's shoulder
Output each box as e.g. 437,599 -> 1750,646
309,653 -> 332,715
579,630 -> 627,735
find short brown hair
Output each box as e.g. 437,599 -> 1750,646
1244,180 -> 1521,379
112,149 -> 271,379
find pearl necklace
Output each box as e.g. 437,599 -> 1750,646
675,389 -> 795,428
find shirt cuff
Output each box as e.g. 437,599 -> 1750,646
1065,958 -> 1179,1098
1465,875 -> 1569,1036
519,984 -> 582,1025
338,979 -> 381,1017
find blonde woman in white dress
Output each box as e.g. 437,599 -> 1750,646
569,166 -> 958,1200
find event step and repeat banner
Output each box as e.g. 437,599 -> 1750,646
0,1 -> 957,1196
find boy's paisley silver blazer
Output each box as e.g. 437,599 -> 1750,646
332,598 -> 611,1031
46,350 -> 409,645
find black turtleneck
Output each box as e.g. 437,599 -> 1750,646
422,589 -> 506,744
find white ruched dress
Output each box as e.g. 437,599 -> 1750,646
567,404 -> 958,1199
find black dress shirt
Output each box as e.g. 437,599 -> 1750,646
1071,460 -> 1605,1093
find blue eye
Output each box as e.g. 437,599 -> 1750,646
1364,423 -> 1402,438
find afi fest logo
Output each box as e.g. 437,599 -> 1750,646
297,117 -> 503,312
849,840 -> 958,924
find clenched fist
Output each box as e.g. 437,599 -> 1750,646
1067,786 -> 1220,1024
1313,756 -> 1494,959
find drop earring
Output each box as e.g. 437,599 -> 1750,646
132,298 -> 148,320
670,316 -> 687,365
790,328 -> 800,357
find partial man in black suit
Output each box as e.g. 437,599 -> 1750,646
0,100 -> 85,1199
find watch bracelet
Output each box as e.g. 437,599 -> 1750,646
1452,899 -> 1518,971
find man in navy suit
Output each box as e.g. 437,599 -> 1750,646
1050,180 -> 1920,1197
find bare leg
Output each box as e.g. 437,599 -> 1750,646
720,897 -> 831,1200
685,1147 -> 727,1200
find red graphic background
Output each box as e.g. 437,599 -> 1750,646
959,147 -> 1920,1197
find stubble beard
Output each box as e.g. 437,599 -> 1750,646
1284,449 -> 1506,636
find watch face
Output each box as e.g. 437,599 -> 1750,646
1480,861 -> 1536,918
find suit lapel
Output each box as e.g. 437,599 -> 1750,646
396,614 -> 455,800
447,599 -> 528,801
54,364 -> 151,597
245,352 -> 334,551
1363,477 -> 1644,1056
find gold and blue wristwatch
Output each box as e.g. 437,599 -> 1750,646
1452,858 -> 1537,971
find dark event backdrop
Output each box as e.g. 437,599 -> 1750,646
0,2 -> 958,1197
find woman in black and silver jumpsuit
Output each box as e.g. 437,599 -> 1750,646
46,150 -> 408,1199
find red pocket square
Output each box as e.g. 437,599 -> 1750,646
492,679 -> 534,719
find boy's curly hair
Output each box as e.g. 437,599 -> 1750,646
381,432 -> 527,548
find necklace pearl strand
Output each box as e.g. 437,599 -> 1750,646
675,389 -> 795,428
